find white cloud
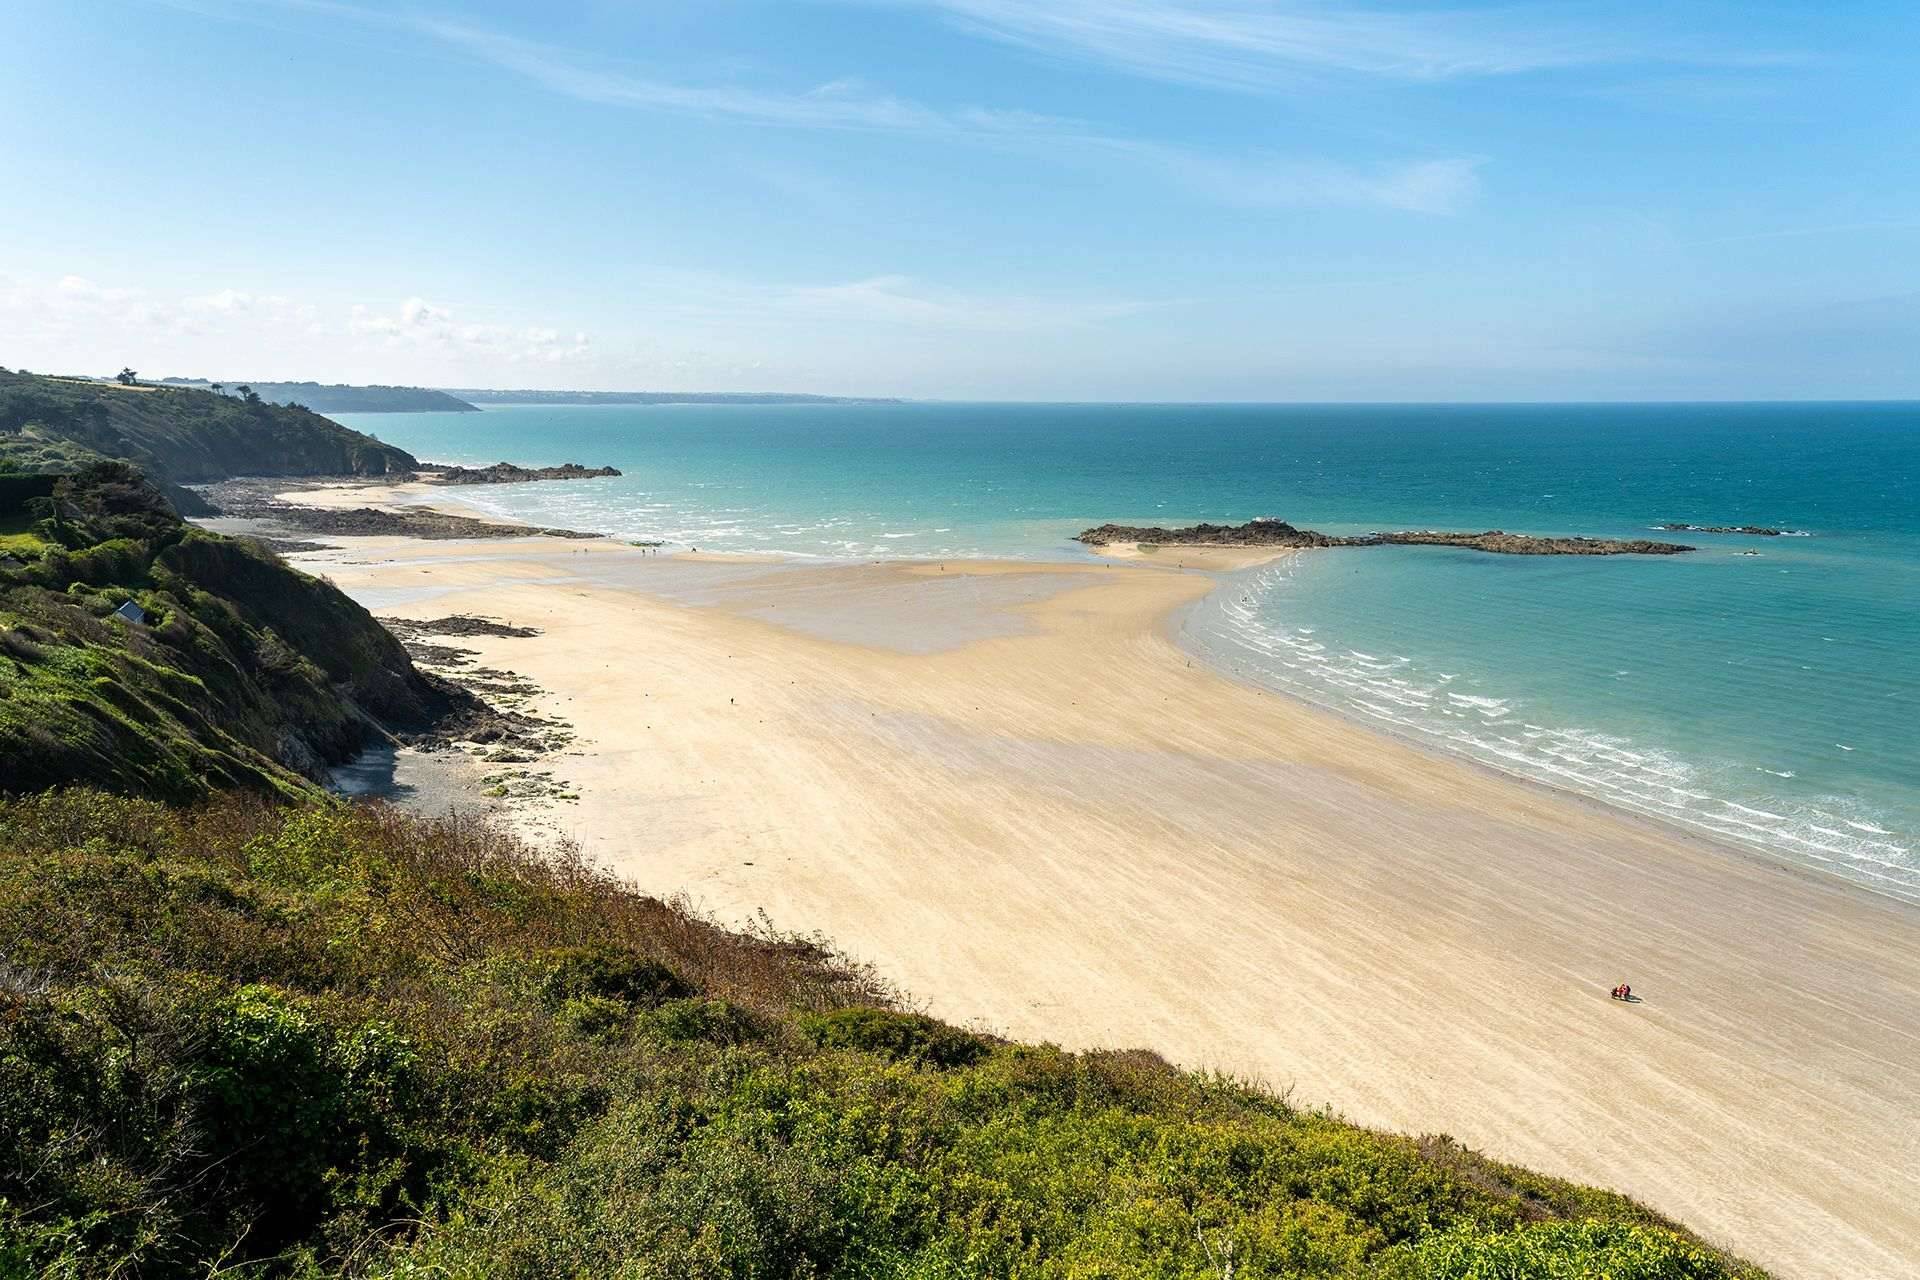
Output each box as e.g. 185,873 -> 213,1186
775,274 -> 1160,330
347,297 -> 592,364
1101,143 -> 1483,214
0,276 -> 593,377
207,1 -> 1477,216
916,0 -> 1741,91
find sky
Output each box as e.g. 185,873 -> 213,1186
2,0 -> 1917,400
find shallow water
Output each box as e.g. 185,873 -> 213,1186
337,400 -> 1920,897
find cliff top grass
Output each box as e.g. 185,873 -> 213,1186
0,789 -> 1769,1280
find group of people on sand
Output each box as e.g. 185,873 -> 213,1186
1610,981 -> 1634,1001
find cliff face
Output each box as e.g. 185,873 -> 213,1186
0,368 -> 418,484
0,463 -> 464,800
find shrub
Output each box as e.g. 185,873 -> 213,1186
799,1006 -> 989,1069
541,945 -> 694,1008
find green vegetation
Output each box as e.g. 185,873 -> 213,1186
0,463 -> 456,799
158,379 -> 480,414
0,367 -> 417,485
0,791 -> 1766,1279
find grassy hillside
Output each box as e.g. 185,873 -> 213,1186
0,368 -> 417,484
0,462 -> 461,799
0,791 -> 1766,1280
159,379 -> 479,414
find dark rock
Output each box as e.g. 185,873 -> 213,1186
1075,517 -> 1694,556
1659,523 -> 1790,536
421,461 -> 621,485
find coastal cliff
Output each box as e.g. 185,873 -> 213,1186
1076,517 -> 1695,556
0,463 -> 473,798
0,367 -> 418,484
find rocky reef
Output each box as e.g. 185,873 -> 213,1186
1075,517 -> 1694,556
422,461 -> 622,485
195,476 -> 601,540
1659,523 -> 1793,536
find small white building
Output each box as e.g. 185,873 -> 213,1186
112,600 -> 146,626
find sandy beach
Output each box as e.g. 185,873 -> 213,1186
292,523 -> 1920,1279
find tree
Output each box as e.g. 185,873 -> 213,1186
236,384 -> 262,405
116,367 -> 138,385
210,383 -> 225,396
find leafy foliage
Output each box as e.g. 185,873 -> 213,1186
0,792 -> 1769,1279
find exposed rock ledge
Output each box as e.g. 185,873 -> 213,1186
420,461 -> 622,485
1659,523 -> 1794,537
1075,518 -> 1694,556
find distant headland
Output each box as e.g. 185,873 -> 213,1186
1076,517 -> 1695,556
442,388 -> 900,406
158,378 -> 479,413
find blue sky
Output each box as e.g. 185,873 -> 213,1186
2,0 -> 1916,399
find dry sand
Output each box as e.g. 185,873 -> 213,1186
297,531 -> 1920,1278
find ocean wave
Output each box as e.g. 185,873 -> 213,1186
1187,560 -> 1919,901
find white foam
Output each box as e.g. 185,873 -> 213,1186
1182,562 -> 1920,900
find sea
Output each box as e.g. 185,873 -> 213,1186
335,401 -> 1920,900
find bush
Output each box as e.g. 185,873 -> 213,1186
799,1006 -> 990,1069
1387,1220 -> 1739,1279
541,945 -> 694,1008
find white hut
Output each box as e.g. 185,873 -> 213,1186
112,600 -> 147,626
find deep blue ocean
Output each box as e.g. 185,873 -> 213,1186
337,401 -> 1920,898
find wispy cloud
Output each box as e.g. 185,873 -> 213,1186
0,275 -> 590,366
773,274 -> 1162,330
1108,143 -> 1482,214
417,20 -> 960,133
415,15 -> 1478,213
1688,218 -> 1920,247
348,296 -> 592,364
188,0 -> 1479,215
917,0 -> 1770,92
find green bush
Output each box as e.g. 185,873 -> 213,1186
800,1006 -> 990,1069
541,944 -> 695,1007
1387,1220 -> 1738,1278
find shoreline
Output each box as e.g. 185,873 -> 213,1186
259,495 -> 1920,1278
272,478 -> 1915,906
288,482 -> 1910,904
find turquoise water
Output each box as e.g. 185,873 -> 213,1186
338,402 -> 1920,897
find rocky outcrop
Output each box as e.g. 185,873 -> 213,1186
1076,519 -> 1347,549
422,461 -> 621,485
196,477 -> 601,540
1377,530 -> 1694,555
1659,523 -> 1792,537
1074,517 -> 1693,556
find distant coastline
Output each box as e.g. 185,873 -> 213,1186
157,378 -> 479,413
443,388 -> 901,406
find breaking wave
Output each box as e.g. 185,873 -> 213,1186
1184,558 -> 1920,901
